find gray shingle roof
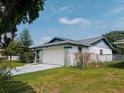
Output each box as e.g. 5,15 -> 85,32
31,36 -> 113,49
31,40 -> 89,49
79,36 -> 113,49
46,37 -> 78,43
78,36 -> 105,45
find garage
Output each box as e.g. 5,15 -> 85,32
42,48 -> 65,65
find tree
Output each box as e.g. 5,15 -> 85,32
3,40 -> 20,60
104,31 -> 124,54
0,0 -> 45,34
19,28 -> 33,52
0,33 -> 15,48
104,31 -> 124,43
18,28 -> 33,63
0,61 -> 12,80
1,34 -> 11,48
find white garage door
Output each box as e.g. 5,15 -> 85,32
42,48 -> 65,65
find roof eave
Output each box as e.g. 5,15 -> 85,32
31,41 -> 89,49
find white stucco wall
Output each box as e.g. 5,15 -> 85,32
89,39 -> 112,54
67,40 -> 113,65
67,46 -> 78,66
94,40 -> 110,49
88,40 -> 112,62
89,46 -> 112,54
39,50 -> 43,63
82,47 -> 89,52
67,46 -> 92,66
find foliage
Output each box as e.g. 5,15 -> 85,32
18,28 -> 33,52
75,52 -> 92,69
0,60 -> 33,93
0,60 -> 25,81
3,61 -> 26,67
0,57 -> 7,61
0,0 -> 45,34
0,61 -> 12,80
104,31 -> 124,54
0,31 -> 17,48
105,31 -> 124,43
1,28 -> 33,62
0,34 -> 11,48
2,40 -> 20,60
18,28 -> 34,63
19,51 -> 34,63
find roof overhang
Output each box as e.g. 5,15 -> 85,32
31,41 -> 89,49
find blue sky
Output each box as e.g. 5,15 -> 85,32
17,0 -> 124,45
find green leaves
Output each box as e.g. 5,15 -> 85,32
0,0 -> 45,34
18,28 -> 33,52
3,40 -> 20,56
105,31 -> 124,54
18,28 -> 34,63
0,61 -> 12,80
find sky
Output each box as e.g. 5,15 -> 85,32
17,0 -> 124,45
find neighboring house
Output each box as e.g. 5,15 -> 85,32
0,48 -> 19,61
31,36 -> 113,66
114,39 -> 124,48
7,56 -> 19,61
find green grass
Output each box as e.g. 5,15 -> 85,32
1,62 -> 124,93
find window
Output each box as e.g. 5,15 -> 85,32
100,49 -> 103,55
78,47 -> 82,52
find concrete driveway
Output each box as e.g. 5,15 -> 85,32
11,64 -> 61,75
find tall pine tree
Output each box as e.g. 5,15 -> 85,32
19,28 -> 33,52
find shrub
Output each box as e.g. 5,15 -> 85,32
0,57 -> 7,62
75,52 -> 92,69
0,61 -> 12,80
20,51 -> 34,63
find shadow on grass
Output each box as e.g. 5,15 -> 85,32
0,80 -> 36,93
107,61 -> 124,69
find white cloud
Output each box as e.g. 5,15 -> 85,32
59,17 -> 91,25
106,7 -> 123,16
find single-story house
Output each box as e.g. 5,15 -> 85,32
0,48 -> 19,61
31,36 -> 113,66
114,39 -> 124,48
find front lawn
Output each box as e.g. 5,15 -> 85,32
1,62 -> 124,93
